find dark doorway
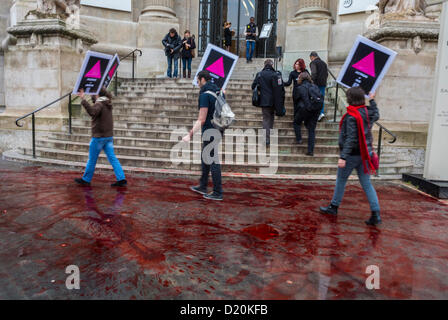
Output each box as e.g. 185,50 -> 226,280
198,0 -> 278,58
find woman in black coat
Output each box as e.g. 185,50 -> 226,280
284,59 -> 311,146
181,30 -> 196,78
224,22 -> 232,51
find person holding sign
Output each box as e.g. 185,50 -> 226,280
245,17 -> 257,63
74,87 -> 127,187
320,87 -> 381,226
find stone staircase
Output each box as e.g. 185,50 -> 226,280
3,58 -> 413,180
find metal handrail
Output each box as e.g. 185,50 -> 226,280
115,49 -> 143,95
326,68 -> 398,176
15,92 -> 73,159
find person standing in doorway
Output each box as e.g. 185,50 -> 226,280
162,28 -> 182,78
181,30 -> 196,79
183,71 -> 223,201
320,88 -> 381,226
224,22 -> 233,52
74,87 -> 127,187
309,51 -> 328,122
245,17 -> 257,63
252,59 -> 279,146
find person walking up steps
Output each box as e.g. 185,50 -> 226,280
74,87 -> 127,187
309,51 -> 328,122
320,87 -> 381,226
284,58 -> 310,144
293,72 -> 321,156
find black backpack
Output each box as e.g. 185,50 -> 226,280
307,84 -> 324,113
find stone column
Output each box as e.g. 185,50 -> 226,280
295,0 -> 331,19
284,0 -> 332,74
0,18 -> 97,131
137,0 -> 179,77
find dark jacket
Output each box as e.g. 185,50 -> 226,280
310,57 -> 328,87
252,65 -> 279,108
339,100 -> 380,160
224,27 -> 232,46
81,96 -> 113,138
198,81 -> 220,132
181,37 -> 196,59
294,80 -> 320,122
162,32 -> 182,59
284,69 -> 311,101
245,22 -> 257,41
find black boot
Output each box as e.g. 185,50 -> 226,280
111,180 -> 127,187
74,178 -> 90,186
188,70 -> 191,79
320,203 -> 338,215
365,211 -> 382,226
183,69 -> 186,78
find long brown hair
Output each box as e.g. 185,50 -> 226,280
298,72 -> 312,85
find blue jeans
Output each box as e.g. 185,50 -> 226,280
331,155 -> 380,212
167,56 -> 179,78
246,41 -> 255,61
319,85 -> 326,114
82,137 -> 126,183
182,57 -> 192,72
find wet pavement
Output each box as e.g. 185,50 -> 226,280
0,160 -> 447,300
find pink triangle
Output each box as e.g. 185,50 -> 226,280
108,63 -> 118,78
206,57 -> 225,78
85,61 -> 102,79
352,52 -> 376,77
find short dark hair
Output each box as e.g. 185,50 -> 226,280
264,59 -> 274,67
169,28 -> 176,34
346,87 -> 366,106
99,87 -> 112,100
197,70 -> 212,82
310,51 -> 318,58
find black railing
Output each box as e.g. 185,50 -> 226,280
326,69 -> 397,175
15,92 -> 73,158
114,49 -> 143,96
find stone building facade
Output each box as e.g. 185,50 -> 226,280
0,0 -> 443,171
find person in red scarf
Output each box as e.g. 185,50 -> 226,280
320,87 -> 381,226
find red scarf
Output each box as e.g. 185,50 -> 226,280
339,105 -> 376,175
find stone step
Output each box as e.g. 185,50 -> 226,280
38,138 -> 399,164
37,140 -> 360,164
71,118 -> 340,130
67,126 -> 341,139
3,149 -> 404,181
108,106 -> 337,118
21,147 -> 411,176
39,137 -> 348,158
50,130 -> 341,145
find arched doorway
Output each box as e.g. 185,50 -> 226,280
198,0 -> 278,58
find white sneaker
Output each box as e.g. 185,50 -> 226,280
318,113 -> 325,122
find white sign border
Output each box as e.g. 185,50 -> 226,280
104,54 -> 121,89
73,51 -> 114,95
259,23 -> 274,39
192,44 -> 239,92
337,35 -> 397,96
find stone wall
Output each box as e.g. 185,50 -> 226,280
0,0 -> 14,110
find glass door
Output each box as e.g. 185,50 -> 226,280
198,0 -> 277,58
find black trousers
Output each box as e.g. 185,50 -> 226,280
294,107 -> 319,154
200,137 -> 223,195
